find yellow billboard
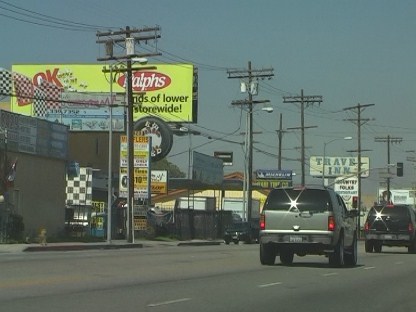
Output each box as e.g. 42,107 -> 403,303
11,64 -> 196,129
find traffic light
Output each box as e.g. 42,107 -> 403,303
352,196 -> 358,208
397,162 -> 403,177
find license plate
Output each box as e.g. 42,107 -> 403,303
383,234 -> 394,239
289,235 -> 303,243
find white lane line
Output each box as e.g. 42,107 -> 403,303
395,261 -> 404,265
323,272 -> 338,277
363,266 -> 375,270
258,282 -> 282,288
147,298 -> 191,307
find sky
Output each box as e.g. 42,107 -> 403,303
1,0 -> 416,197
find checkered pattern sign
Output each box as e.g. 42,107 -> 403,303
7,70 -> 63,116
12,72 -> 34,105
0,69 -> 12,96
66,167 -> 93,206
33,89 -> 47,117
37,80 -> 62,109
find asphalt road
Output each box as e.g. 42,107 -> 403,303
1,242 -> 415,312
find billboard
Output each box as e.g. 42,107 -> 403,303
10,64 -> 197,131
214,151 -> 233,166
192,151 -> 224,185
378,189 -> 416,205
151,170 -> 168,195
334,176 -> 358,208
309,156 -> 370,178
254,169 -> 293,188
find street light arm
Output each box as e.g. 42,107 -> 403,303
322,137 -> 353,185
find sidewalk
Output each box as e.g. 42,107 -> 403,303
0,239 -> 223,253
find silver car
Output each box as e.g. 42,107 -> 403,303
259,185 -> 359,267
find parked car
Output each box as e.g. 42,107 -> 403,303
364,203 -> 416,253
259,185 -> 359,267
224,222 -> 258,244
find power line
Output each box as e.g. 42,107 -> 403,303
0,0 -> 116,31
283,89 -> 322,186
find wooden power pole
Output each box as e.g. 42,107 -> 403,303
283,89 -> 322,186
227,62 -> 274,225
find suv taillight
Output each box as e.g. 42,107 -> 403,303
260,214 -> 265,230
408,222 -> 414,233
364,221 -> 370,232
328,216 -> 336,231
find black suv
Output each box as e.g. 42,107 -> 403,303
259,185 -> 359,267
364,204 -> 416,253
224,222 -> 258,244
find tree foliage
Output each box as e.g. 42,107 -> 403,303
151,158 -> 186,178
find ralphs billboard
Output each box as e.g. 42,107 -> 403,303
10,64 -> 197,131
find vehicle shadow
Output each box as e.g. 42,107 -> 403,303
273,261 -> 365,269
368,250 -> 416,255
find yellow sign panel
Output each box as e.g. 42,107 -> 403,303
119,135 -> 150,199
134,216 -> 147,231
151,182 -> 167,194
11,64 -> 195,123
92,201 -> 105,212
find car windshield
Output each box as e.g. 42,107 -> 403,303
263,188 -> 332,212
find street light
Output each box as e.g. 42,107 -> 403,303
242,106 -> 272,221
179,125 -> 201,239
107,65 -> 114,244
322,136 -> 352,185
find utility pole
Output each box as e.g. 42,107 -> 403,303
283,89 -> 322,186
96,26 -> 161,243
276,113 -> 286,170
227,61 -> 274,225
375,135 -> 402,203
344,103 -> 374,235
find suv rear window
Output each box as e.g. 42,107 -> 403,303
367,205 -> 411,220
263,188 -> 332,212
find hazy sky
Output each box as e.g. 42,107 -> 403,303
1,0 -> 416,195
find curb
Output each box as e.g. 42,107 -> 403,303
23,243 -> 144,252
177,241 -> 222,247
20,240 -> 223,252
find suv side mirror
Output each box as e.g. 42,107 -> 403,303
347,209 -> 359,218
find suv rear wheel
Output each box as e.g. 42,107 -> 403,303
408,239 -> 416,254
374,241 -> 382,253
260,243 -> 276,265
329,234 -> 344,267
279,250 -> 294,265
344,234 -> 357,266
365,240 -> 374,253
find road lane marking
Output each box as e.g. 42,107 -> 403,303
258,282 -> 282,288
147,298 -> 191,307
323,272 -> 338,277
363,266 -> 375,270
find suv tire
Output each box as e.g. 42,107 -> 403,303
260,243 -> 276,265
408,239 -> 416,254
279,250 -> 294,265
374,241 -> 382,253
344,234 -> 357,266
329,234 -> 345,267
365,240 -> 374,253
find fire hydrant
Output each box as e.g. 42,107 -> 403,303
39,228 -> 47,246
